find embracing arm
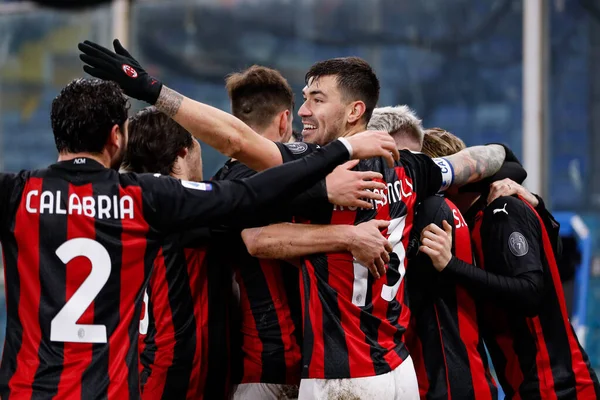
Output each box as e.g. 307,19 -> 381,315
242,223 -> 356,259
445,144 -> 506,187
242,219 -> 392,278
443,257 -> 544,316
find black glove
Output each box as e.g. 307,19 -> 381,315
78,39 -> 163,104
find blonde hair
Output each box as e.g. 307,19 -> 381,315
368,105 -> 423,149
421,127 -> 466,158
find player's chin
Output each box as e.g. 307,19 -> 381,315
302,130 -> 317,144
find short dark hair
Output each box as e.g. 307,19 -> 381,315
51,78 -> 129,154
124,107 -> 193,175
305,57 -> 380,122
225,65 -> 294,131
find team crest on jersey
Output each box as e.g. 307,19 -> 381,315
181,180 -> 212,191
508,231 -> 528,257
285,142 -> 308,154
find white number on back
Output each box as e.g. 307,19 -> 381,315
352,216 -> 407,306
139,290 -> 149,335
51,238 -> 111,343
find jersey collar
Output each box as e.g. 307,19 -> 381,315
51,157 -> 107,171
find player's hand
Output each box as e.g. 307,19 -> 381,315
487,178 -> 539,207
78,39 -> 163,104
419,220 -> 453,272
326,160 -> 386,209
345,130 -> 400,167
347,219 -> 392,279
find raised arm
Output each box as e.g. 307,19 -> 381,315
242,220 -> 393,278
78,39 -> 281,171
444,144 -> 506,187
155,87 -> 282,170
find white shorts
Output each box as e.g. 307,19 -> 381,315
298,355 -> 419,400
233,383 -> 299,400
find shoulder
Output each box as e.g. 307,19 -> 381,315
222,161 -> 256,180
399,150 -> 437,167
212,159 -> 255,181
483,196 -> 539,227
413,195 -> 449,230
122,171 -> 180,190
420,195 -> 448,213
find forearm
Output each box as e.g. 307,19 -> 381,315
212,140 -> 349,227
444,257 -> 543,316
155,86 -> 282,170
445,144 -> 505,187
242,223 -> 353,259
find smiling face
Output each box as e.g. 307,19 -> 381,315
299,57 -> 381,144
298,75 -> 349,145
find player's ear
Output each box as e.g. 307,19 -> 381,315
177,147 -> 189,160
278,110 -> 290,137
107,124 -> 121,149
347,101 -> 366,124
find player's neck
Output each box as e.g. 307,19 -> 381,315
253,123 -> 282,142
170,157 -> 191,181
57,152 -> 110,168
340,124 -> 367,138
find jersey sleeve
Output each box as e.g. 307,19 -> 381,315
274,141 -> 319,162
221,159 -> 328,212
141,139 -> 350,233
407,195 -> 449,258
219,146 -> 329,224
399,151 -> 444,202
482,196 -> 543,277
441,197 -> 545,315
0,172 -> 24,233
533,194 -> 562,258
406,196 -> 454,314
443,256 -> 544,316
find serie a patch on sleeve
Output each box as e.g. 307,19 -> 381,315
285,142 -> 309,154
181,180 -> 213,191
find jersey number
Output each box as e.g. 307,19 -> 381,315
352,217 -> 406,306
50,238 -> 111,343
139,290 -> 149,335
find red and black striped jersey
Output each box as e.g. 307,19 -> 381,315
404,196 -> 497,400
138,232 -> 231,400
294,150 -> 445,379
472,196 -> 600,400
0,141 -> 351,399
212,155 -> 304,386
233,257 -> 302,385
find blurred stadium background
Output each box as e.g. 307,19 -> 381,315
1,0 -> 600,379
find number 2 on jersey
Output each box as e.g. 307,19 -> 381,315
352,217 -> 406,306
50,238 -> 111,343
